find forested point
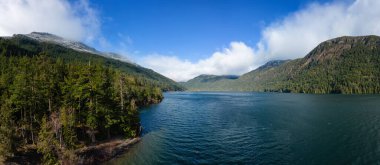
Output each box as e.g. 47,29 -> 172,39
0,53 -> 163,164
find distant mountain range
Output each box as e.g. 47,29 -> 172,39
182,35 -> 380,94
0,32 -> 184,91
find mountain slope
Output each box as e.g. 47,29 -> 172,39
0,41 -> 166,164
0,32 -> 184,91
24,32 -> 133,63
183,35 -> 380,94
180,74 -> 239,91
181,60 -> 290,91
24,32 -> 100,54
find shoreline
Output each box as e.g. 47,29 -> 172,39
75,137 -> 141,165
5,138 -> 141,165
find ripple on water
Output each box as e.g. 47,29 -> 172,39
106,92 -> 380,165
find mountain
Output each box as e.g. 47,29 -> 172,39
183,35 -> 380,94
180,74 -> 239,91
186,74 -> 239,83
24,32 -> 133,63
0,32 -> 184,91
24,32 -> 99,54
180,60 -> 290,91
255,60 -> 290,71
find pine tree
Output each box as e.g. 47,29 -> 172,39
37,116 -> 58,165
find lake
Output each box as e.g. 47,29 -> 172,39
106,92 -> 380,164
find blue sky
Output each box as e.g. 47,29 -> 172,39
1,0 -> 380,81
91,0 -> 330,62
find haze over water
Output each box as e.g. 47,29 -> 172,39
108,92 -> 380,164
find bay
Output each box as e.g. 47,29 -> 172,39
107,92 -> 380,164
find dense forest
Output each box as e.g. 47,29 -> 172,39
0,53 -> 163,164
183,36 -> 380,94
180,74 -> 239,91
0,34 -> 184,91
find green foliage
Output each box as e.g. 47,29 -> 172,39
37,116 -> 59,165
0,36 -> 184,91
0,102 -> 15,161
181,75 -> 239,91
183,36 -> 380,94
0,52 -> 164,163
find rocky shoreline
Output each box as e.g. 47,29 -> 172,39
75,138 -> 141,165
5,138 -> 141,165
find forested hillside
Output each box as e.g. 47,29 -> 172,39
0,33 -> 180,164
0,54 -> 163,164
183,36 -> 380,94
0,34 -> 184,91
180,74 -> 238,91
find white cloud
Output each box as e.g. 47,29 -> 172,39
258,0 -> 380,61
0,0 -> 100,41
1,0 -> 380,82
141,42 -> 255,82
142,0 -> 380,82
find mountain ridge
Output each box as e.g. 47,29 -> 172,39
18,32 -> 133,63
183,35 -> 380,94
0,32 -> 184,91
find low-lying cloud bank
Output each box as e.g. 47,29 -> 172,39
0,0 -> 99,42
142,0 -> 380,82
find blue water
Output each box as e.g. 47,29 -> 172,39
107,92 -> 380,164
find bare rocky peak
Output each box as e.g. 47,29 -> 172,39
18,32 -> 133,64
24,32 -> 98,54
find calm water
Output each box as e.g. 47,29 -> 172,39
107,92 -> 380,164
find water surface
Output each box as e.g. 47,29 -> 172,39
107,92 -> 380,164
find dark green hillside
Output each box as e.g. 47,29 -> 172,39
181,60 -> 290,91
255,60 -> 290,71
0,33 -> 184,164
180,74 -> 238,91
0,54 -> 163,164
183,35 -> 380,94
239,35 -> 380,93
0,34 -> 183,91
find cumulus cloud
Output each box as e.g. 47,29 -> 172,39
141,42 -> 255,82
142,0 -> 380,81
1,0 -> 379,82
0,0 -> 100,41
259,0 -> 380,61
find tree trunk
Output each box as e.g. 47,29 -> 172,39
120,77 -> 124,111
29,108 -> 34,144
20,109 -> 25,141
48,98 -> 52,112
107,128 -> 111,139
88,129 -> 96,143
59,129 -> 62,148
92,134 -> 96,143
